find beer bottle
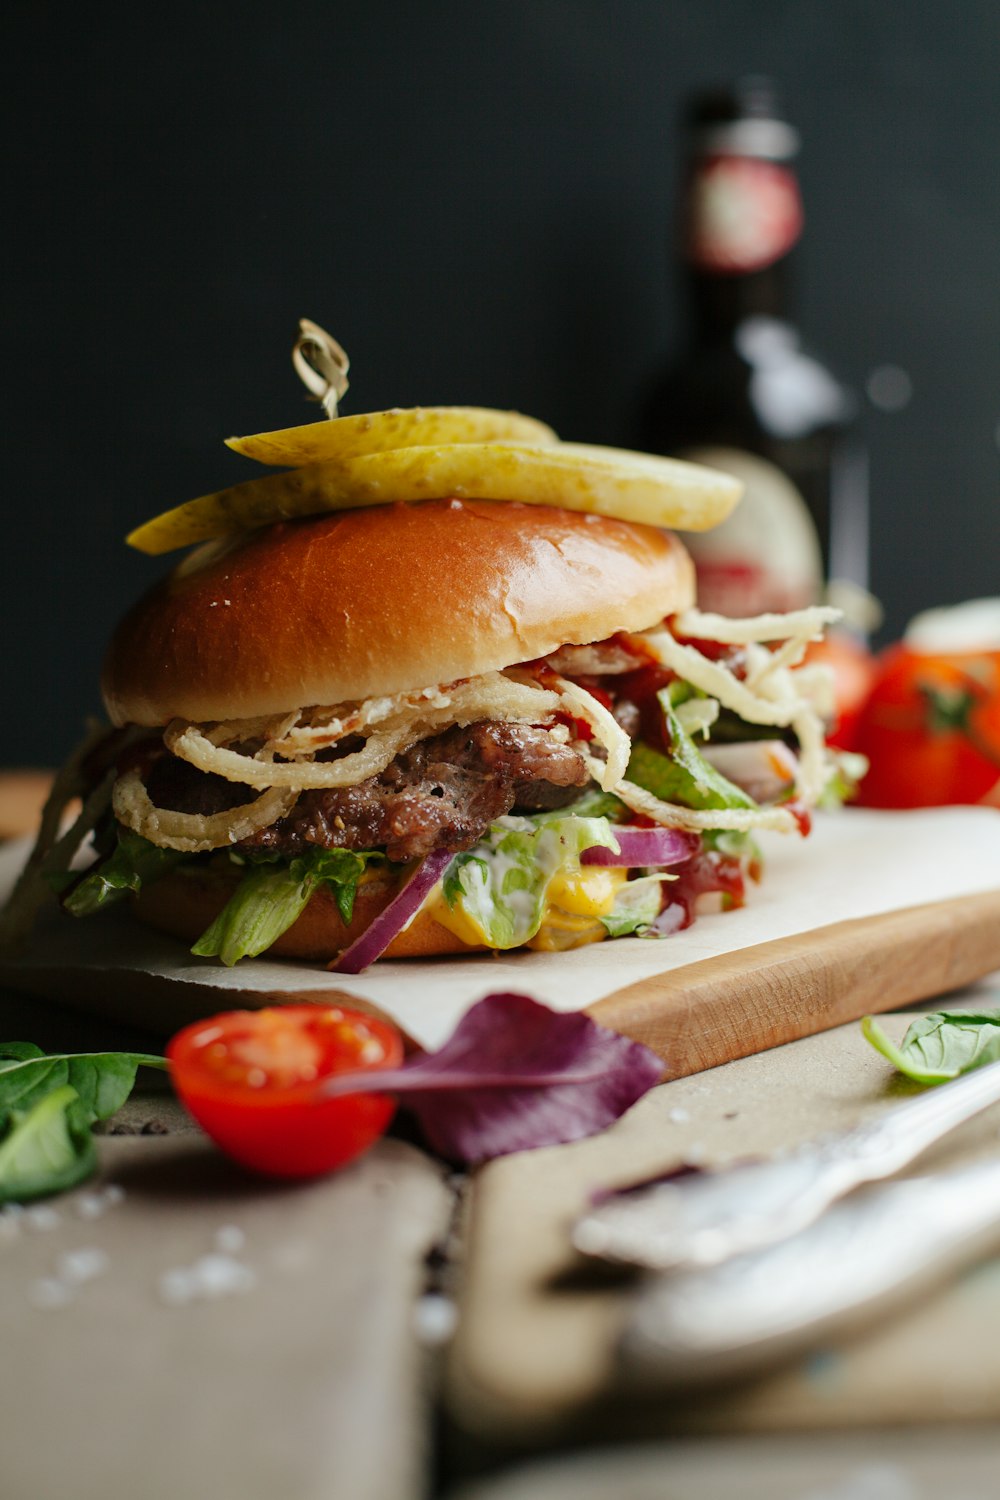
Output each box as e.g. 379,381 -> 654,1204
638,77 -> 868,619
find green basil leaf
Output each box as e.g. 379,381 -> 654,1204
65,829 -> 186,916
0,1086 -> 97,1202
862,1010 -> 1000,1084
0,1045 -> 168,1122
0,1043 -> 46,1062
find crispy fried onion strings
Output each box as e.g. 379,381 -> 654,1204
163,675 -> 566,791
550,676 -> 630,790
112,770 -> 298,853
634,624 -> 834,810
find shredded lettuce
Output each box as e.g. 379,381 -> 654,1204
702,827 -> 762,864
442,815 -> 617,949
599,874 -> 671,938
64,830 -> 187,916
192,848 -> 382,967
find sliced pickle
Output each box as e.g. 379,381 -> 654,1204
225,406 -> 557,467
127,442 -> 743,556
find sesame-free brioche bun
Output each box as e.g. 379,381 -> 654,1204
102,499 -> 695,726
133,865 -> 479,961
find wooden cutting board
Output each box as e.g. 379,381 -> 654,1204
588,888 -> 1000,1076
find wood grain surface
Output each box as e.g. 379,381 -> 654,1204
587,889 -> 1000,1076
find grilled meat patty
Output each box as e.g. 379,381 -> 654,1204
143,720 -> 589,863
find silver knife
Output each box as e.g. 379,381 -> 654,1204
574,1059 -> 1000,1272
619,1158 -> 1000,1389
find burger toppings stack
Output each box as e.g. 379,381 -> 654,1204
3,323 -> 859,971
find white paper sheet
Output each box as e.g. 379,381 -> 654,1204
2,807 -> 998,1049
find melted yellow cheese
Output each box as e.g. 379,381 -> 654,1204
428,866 -> 627,952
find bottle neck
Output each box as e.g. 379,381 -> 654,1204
685,255 -> 794,342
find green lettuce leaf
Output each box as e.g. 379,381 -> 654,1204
626,738 -> 755,814
702,827 -> 762,864
863,1011 -> 1000,1085
442,815 -> 618,949
192,847 -> 382,966
64,829 -> 186,916
599,874 -> 670,938
819,751 -> 869,809
625,689 -> 756,814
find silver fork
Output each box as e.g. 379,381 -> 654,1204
619,1157 -> 1000,1389
573,1059 -> 1000,1273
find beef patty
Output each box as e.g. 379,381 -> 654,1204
143,720 -> 589,863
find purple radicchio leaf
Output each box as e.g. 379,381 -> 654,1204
325,992 -> 664,1164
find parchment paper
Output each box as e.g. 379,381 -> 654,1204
2,807 -> 998,1050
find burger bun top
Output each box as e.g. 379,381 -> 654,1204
103,499 -> 695,725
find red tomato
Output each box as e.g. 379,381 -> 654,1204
854,644 -> 1000,808
167,1005 -> 403,1178
802,632 -> 878,751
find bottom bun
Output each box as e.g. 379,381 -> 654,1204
132,866 -> 482,962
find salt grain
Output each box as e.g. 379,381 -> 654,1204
193,1253 -> 257,1297
25,1205 -> 61,1232
158,1252 -> 256,1306
58,1247 -> 110,1284
668,1108 -> 691,1125
74,1193 -> 106,1220
413,1293 -> 458,1347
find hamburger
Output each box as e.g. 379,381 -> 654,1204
4,333 -> 848,971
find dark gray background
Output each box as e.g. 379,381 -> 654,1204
4,0 -> 999,765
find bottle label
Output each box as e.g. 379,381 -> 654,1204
679,447 -> 823,617
687,156 -> 803,274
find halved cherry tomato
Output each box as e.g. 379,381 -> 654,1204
854,643 -> 1000,808
167,1005 -> 403,1178
802,631 -> 878,751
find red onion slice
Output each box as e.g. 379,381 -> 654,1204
329,848 -> 455,974
582,826 -> 699,868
